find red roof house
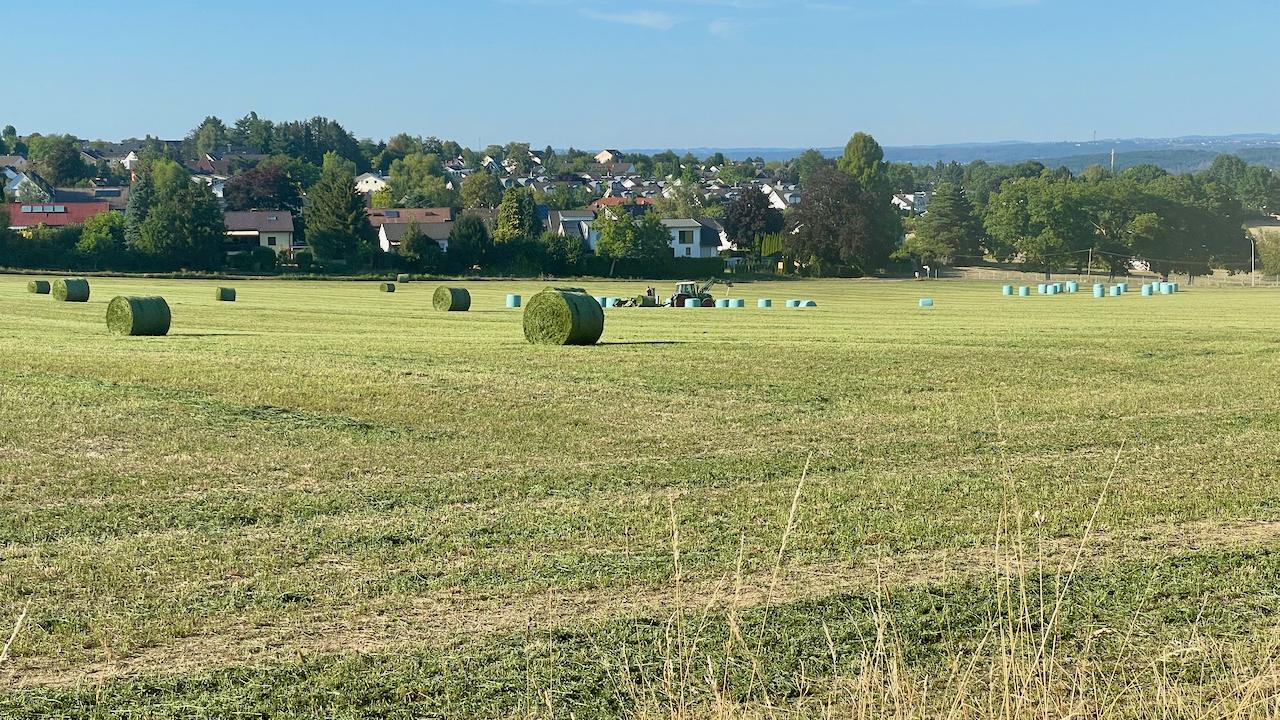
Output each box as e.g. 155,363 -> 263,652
7,202 -> 111,229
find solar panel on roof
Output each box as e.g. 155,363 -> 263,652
43,206 -> 54,212
385,210 -> 399,218
20,206 -> 31,212
54,206 -> 65,213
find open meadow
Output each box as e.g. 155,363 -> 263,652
2,275 -> 1279,718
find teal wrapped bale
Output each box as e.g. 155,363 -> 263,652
919,298 -> 934,307
594,296 -> 607,306
1142,284 -> 1153,296
801,300 -> 817,307
52,278 -> 90,302
433,286 -> 470,311
523,287 -> 604,345
785,300 -> 800,307
1067,281 -> 1079,293
1002,285 -> 1013,296
1110,285 -> 1121,296
379,282 -> 396,293
1161,283 -> 1172,295
396,274 -> 411,283
684,298 -> 700,308
215,287 -> 236,302
730,299 -> 745,308
715,298 -> 730,308
1038,284 -> 1047,294
1019,286 -> 1030,296
758,299 -> 772,307
507,294 -> 521,308
106,295 -> 171,336
1118,282 -> 1128,293
27,280 -> 51,294
1094,284 -> 1105,298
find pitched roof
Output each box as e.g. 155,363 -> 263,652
0,155 -> 28,168
223,210 -> 295,233
7,202 -> 110,228
589,197 -> 652,210
381,221 -> 452,243
366,207 -> 452,227
54,186 -> 130,212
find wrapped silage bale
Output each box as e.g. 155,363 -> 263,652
523,287 -> 604,346
1002,285 -> 1013,296
684,298 -> 701,308
1019,286 -> 1030,296
106,296 -> 171,336
758,299 -> 772,307
52,278 -> 90,302
919,298 -> 934,307
433,286 -> 470,310
507,294 -> 521,308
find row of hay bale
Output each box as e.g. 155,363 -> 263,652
28,277 -> 91,302
1000,281 -> 1180,298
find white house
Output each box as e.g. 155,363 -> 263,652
661,218 -> 720,258
0,155 -> 28,170
378,222 -> 451,254
595,149 -> 623,165
892,192 -> 930,215
355,172 -> 389,195
120,151 -> 140,171
224,211 -> 299,255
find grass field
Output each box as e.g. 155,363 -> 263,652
1,275 -> 1279,718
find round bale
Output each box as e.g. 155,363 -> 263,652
52,278 -> 90,302
27,280 -> 51,294
215,287 -> 236,302
396,274 -> 411,283
433,286 -> 470,311
106,296 -> 171,336
523,287 -> 604,346
379,282 -> 396,293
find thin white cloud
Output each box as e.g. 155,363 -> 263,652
708,18 -> 744,37
583,9 -> 683,29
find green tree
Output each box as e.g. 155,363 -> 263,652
795,149 -> 825,185
304,155 -> 375,265
41,136 -> 90,186
446,215 -> 491,271
494,187 -> 539,243
388,153 -> 442,200
231,112 -> 274,151
461,172 -> 503,209
722,187 -> 784,255
77,211 -> 126,265
223,166 -> 301,212
536,230 -> 584,274
838,132 -> 889,194
402,176 -> 457,209
370,188 -> 395,208
593,206 -> 635,259
190,116 -> 229,157
910,182 -> 985,263
135,181 -> 225,270
785,165 -> 901,275
632,212 -> 672,261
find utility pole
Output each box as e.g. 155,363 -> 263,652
1086,248 -> 1092,279
1250,235 -> 1256,287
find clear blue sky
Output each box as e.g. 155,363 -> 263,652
4,0 -> 1276,150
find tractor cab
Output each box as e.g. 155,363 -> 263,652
673,281 -> 699,297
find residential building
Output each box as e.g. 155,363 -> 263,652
595,149 -> 624,165
366,207 -> 452,228
378,221 -> 451,254
0,155 -> 28,170
224,210 -> 298,255
355,172 -> 388,195
7,202 -> 110,230
5,170 -> 54,203
661,218 -> 720,258
53,186 -> 131,212
892,192 -> 930,215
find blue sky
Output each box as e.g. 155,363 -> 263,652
3,0 -> 1276,150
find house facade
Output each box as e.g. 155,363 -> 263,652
355,172 -> 389,195
378,222 -> 451,255
661,218 -> 720,259
224,210 -> 299,255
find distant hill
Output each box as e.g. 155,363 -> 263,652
626,135 -> 1280,172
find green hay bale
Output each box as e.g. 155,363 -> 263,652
215,287 -> 236,302
27,280 -> 50,294
523,288 -> 604,346
635,294 -> 657,307
52,278 -> 90,302
396,274 -> 411,283
379,283 -> 396,293
433,286 -> 470,311
106,296 -> 171,336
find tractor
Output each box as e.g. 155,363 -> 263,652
669,278 -> 732,308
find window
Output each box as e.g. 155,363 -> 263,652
267,216 -> 277,221
684,246 -> 691,256
385,210 -> 400,218
679,230 -> 694,244
266,236 -> 277,246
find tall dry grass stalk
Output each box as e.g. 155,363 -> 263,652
595,444 -> 1280,720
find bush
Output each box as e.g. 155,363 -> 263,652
295,250 -> 314,272
250,246 -> 278,272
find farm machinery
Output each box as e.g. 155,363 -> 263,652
612,278 -> 734,307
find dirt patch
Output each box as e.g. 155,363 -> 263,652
6,519 -> 1280,689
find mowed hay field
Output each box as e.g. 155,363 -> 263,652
2,276 -> 1280,718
